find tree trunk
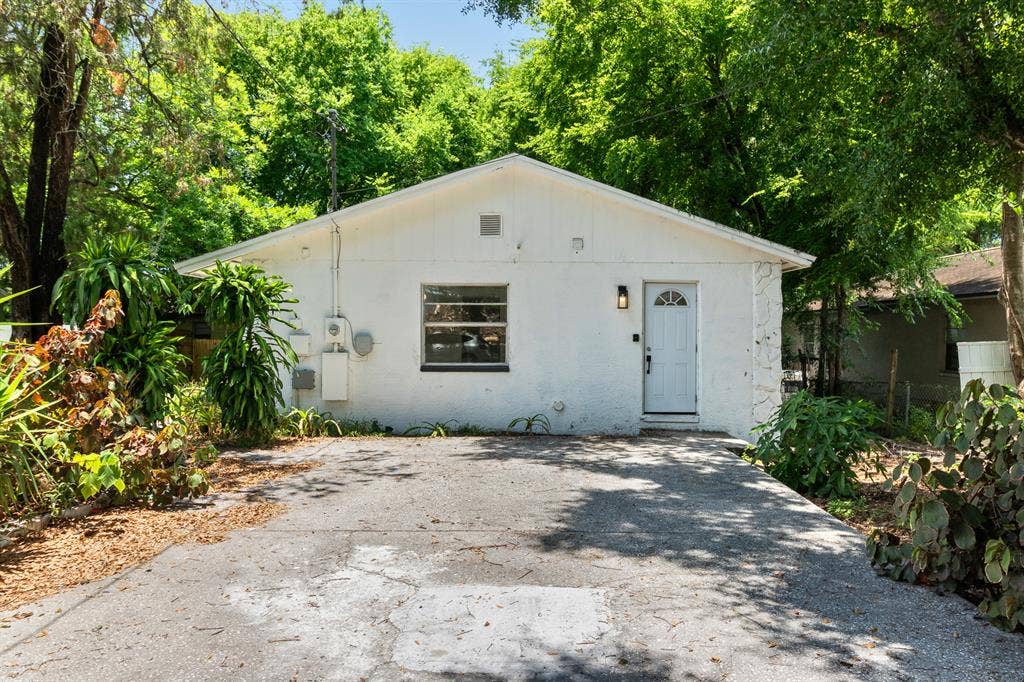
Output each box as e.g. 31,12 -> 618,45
1001,171 -> 1024,394
815,295 -> 829,396
0,8 -> 100,339
828,284 -> 846,395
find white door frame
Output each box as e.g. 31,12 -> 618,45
642,280 -> 700,415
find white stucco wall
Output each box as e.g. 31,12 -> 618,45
238,163 -> 785,439
752,262 -> 783,426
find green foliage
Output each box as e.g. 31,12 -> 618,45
101,323 -> 187,419
278,407 -> 390,438
0,355 -> 57,515
901,406 -> 940,445
508,413 -> 551,434
749,391 -> 883,499
219,4 -> 487,215
71,451 -> 126,499
331,418 -> 391,437
826,496 -> 868,521
53,234 -> 176,332
2,290 -> 214,521
54,421 -> 215,506
53,235 -> 186,418
165,383 -> 223,442
449,423 -> 494,436
192,262 -> 297,442
0,269 -> 58,513
868,380 -> 1024,631
404,420 -> 459,437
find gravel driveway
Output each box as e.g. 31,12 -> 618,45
2,433 -> 1022,680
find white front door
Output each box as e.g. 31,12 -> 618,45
644,282 -> 697,413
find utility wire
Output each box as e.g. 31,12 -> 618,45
202,0 -> 302,108
201,0 -> 387,209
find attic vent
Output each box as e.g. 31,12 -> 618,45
479,213 -> 502,237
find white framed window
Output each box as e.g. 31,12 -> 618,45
422,285 -> 508,371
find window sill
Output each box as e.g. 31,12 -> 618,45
421,364 -> 509,372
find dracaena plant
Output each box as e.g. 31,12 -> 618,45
190,261 -> 297,442
52,234 -> 186,418
868,380 -> 1024,631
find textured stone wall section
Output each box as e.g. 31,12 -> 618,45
752,261 -> 783,432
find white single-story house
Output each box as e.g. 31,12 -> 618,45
176,154 -> 814,438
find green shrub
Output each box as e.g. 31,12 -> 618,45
279,407 -> 344,438
0,267 -> 61,514
53,234 -> 186,418
868,380 -> 1024,631
332,418 -> 391,437
450,423 -> 493,436
191,262 -> 297,443
0,350 -> 57,515
749,390 -> 883,499
2,290 -> 214,521
903,406 -> 939,444
100,323 -> 186,418
165,382 -> 222,441
404,419 -> 459,437
826,496 -> 868,520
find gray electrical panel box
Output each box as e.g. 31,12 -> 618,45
292,368 -> 315,390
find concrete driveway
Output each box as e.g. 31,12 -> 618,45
3,434 -> 1022,680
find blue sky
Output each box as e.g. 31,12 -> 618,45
227,1 -> 538,80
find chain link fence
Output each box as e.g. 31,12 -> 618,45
839,380 -> 959,424
781,374 -> 959,436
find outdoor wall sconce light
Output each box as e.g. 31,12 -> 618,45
617,285 -> 629,309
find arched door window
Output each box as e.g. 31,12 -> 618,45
654,289 -> 688,307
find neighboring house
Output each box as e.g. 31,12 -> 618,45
176,154 -> 813,438
792,248 -> 1005,390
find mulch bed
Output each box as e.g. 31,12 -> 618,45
0,456 -> 321,613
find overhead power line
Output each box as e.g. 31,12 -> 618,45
202,0 -> 304,108
201,0 -> 385,209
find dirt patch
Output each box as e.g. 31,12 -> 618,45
0,456 -> 320,613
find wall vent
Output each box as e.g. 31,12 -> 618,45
479,213 -> 502,237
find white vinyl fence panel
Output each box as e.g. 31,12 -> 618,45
957,341 -> 1014,389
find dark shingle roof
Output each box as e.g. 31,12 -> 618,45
870,247 -> 1002,302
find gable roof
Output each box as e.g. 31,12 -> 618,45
869,247 -> 1002,303
175,154 -> 815,275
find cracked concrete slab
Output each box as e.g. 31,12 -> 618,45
1,433 -> 1022,680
